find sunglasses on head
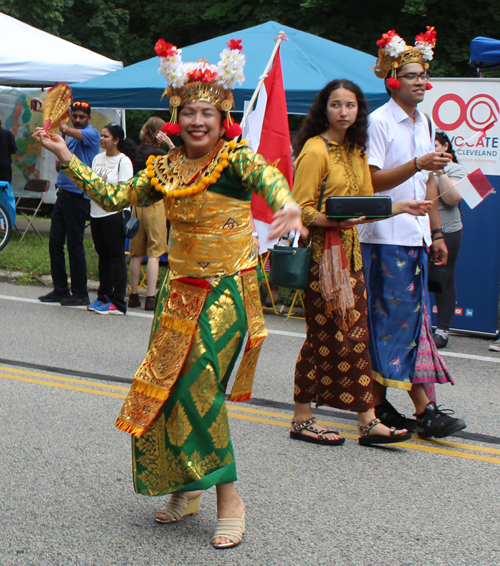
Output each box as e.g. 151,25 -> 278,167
72,101 -> 90,108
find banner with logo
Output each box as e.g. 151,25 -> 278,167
420,78 -> 500,335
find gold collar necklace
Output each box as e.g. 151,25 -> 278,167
147,139 -> 246,199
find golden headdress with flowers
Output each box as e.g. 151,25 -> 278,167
374,27 -> 437,90
155,38 -> 245,137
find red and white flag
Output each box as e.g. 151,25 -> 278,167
455,168 -> 495,209
243,45 -> 293,247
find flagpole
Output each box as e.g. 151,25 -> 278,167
430,175 -> 466,201
240,30 -> 286,131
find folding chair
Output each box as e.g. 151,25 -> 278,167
284,289 -> 306,321
15,179 -> 51,242
259,250 -> 279,315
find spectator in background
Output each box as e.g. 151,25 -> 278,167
128,117 -> 174,311
432,131 -> 467,348
0,113 -> 18,183
38,101 -> 100,306
87,123 -> 136,315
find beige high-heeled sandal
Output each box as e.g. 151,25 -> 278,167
212,511 -> 246,549
154,493 -> 201,524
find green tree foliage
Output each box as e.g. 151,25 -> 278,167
2,0 -> 500,82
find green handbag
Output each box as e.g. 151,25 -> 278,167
268,245 -> 312,289
268,163 -> 328,290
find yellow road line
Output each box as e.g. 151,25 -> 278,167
0,366 -> 130,392
227,411 -> 500,465
0,372 -> 127,399
227,403 -> 358,431
2,368 -> 500,464
227,403 -> 500,456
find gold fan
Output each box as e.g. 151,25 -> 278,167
42,83 -> 73,134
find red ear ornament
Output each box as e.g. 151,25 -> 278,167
161,122 -> 181,136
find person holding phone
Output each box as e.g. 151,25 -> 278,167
290,79 -> 430,447
358,28 -> 466,439
38,101 -> 100,307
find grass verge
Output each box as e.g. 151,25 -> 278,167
0,230 -> 169,290
0,231 -> 99,285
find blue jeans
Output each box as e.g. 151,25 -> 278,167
49,191 -> 90,297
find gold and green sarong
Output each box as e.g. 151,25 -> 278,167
131,270 -> 261,496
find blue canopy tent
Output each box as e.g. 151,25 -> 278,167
71,21 -> 388,114
470,36 -> 500,74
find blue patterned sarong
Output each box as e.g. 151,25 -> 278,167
361,244 -> 452,392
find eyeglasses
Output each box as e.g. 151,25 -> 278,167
72,101 -> 90,108
398,73 -> 430,82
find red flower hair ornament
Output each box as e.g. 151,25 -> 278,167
154,39 -> 177,58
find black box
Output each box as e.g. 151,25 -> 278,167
325,196 -> 392,219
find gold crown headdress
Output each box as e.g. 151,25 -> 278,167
374,27 -> 437,90
155,38 -> 245,137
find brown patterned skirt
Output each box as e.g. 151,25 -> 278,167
294,262 -> 374,412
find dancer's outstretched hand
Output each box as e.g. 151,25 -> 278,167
268,203 -> 308,241
32,128 -> 73,164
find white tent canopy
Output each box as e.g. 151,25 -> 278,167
0,12 -> 122,85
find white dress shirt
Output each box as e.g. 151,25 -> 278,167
358,98 -> 434,247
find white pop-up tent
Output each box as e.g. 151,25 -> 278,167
0,12 -> 123,85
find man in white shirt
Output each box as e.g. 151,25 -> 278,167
358,27 -> 466,439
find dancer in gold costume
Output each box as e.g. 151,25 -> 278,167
33,38 -> 306,549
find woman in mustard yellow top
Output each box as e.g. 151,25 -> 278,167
290,79 -> 431,446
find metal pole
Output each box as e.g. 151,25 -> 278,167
239,31 -> 286,131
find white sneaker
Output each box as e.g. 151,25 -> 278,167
489,338 -> 500,352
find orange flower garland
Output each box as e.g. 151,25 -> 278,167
146,140 -> 246,199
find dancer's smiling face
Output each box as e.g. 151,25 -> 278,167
178,101 -> 223,158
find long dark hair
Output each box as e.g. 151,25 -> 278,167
292,79 -> 370,158
435,131 -> 458,163
104,122 -> 137,161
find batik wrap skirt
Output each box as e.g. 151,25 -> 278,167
294,262 -> 375,412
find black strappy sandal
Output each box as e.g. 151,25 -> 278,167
290,417 -> 345,446
358,418 -> 412,446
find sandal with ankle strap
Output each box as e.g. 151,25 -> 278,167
155,493 -> 201,523
212,511 -> 246,549
290,417 -> 345,446
358,418 -> 411,446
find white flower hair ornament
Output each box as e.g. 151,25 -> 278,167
155,38 -> 246,137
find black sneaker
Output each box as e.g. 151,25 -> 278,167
60,295 -> 90,306
375,399 -> 417,433
433,331 -> 448,349
416,402 -> 466,439
38,290 -> 71,303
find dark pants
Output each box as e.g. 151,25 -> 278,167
0,165 -> 12,184
90,213 -> 127,313
435,229 -> 463,331
49,191 -> 90,297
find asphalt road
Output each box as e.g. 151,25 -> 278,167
1,281 -> 499,566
